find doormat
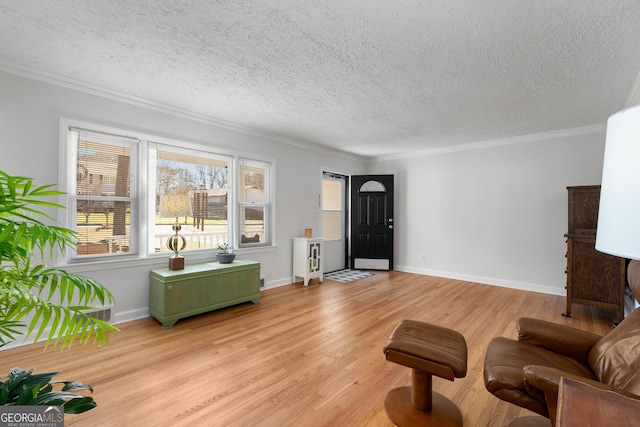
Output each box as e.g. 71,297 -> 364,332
323,269 -> 373,283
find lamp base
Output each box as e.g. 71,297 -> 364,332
169,257 -> 185,270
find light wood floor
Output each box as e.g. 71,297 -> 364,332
1,271 -> 617,426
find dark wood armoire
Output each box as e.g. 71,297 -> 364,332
564,185 -> 626,322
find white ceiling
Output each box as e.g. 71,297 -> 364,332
1,1 -> 640,158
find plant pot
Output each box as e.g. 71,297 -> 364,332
216,252 -> 236,264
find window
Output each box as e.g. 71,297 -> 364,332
238,158 -> 270,247
71,127 -> 138,257
149,143 -> 231,254
322,173 -> 344,241
63,121 -> 273,261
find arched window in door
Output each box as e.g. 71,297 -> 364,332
359,180 -> 386,193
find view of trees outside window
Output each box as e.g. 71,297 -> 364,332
153,145 -> 231,253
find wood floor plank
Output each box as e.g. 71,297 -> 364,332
0,271 -> 617,426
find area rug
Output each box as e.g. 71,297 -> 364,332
323,269 -> 373,283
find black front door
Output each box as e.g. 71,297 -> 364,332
350,174 -> 394,270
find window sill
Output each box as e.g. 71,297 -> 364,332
57,245 -> 277,274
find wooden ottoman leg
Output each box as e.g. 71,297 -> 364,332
413,369 -> 432,411
384,369 -> 463,427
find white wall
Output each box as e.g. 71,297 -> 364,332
0,71 -> 366,325
369,130 -> 606,295
0,68 -> 609,331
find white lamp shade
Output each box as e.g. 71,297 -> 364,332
159,194 -> 192,218
596,104 -> 640,259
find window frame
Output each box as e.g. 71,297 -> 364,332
237,157 -> 272,249
61,122 -> 141,261
147,140 -> 234,256
59,118 -> 275,265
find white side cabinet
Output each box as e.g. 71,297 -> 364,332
292,237 -> 324,287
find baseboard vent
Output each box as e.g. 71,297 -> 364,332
78,306 -> 115,324
260,277 -> 265,288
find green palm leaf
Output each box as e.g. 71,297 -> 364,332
0,170 -> 119,349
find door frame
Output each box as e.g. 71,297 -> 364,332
320,169 -> 350,272
350,174 -> 394,270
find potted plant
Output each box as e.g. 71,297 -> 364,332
0,170 -> 119,413
0,368 -> 96,413
216,243 -> 235,264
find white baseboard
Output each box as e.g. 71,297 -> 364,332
263,277 -> 297,289
395,265 -> 566,296
267,268 -> 565,296
113,307 -> 152,325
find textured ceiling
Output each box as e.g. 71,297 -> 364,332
1,1 -> 640,158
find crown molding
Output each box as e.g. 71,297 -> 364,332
0,60 -> 366,163
0,60 -> 618,165
368,124 -> 607,163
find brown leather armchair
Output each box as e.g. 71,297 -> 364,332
483,260 -> 640,426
